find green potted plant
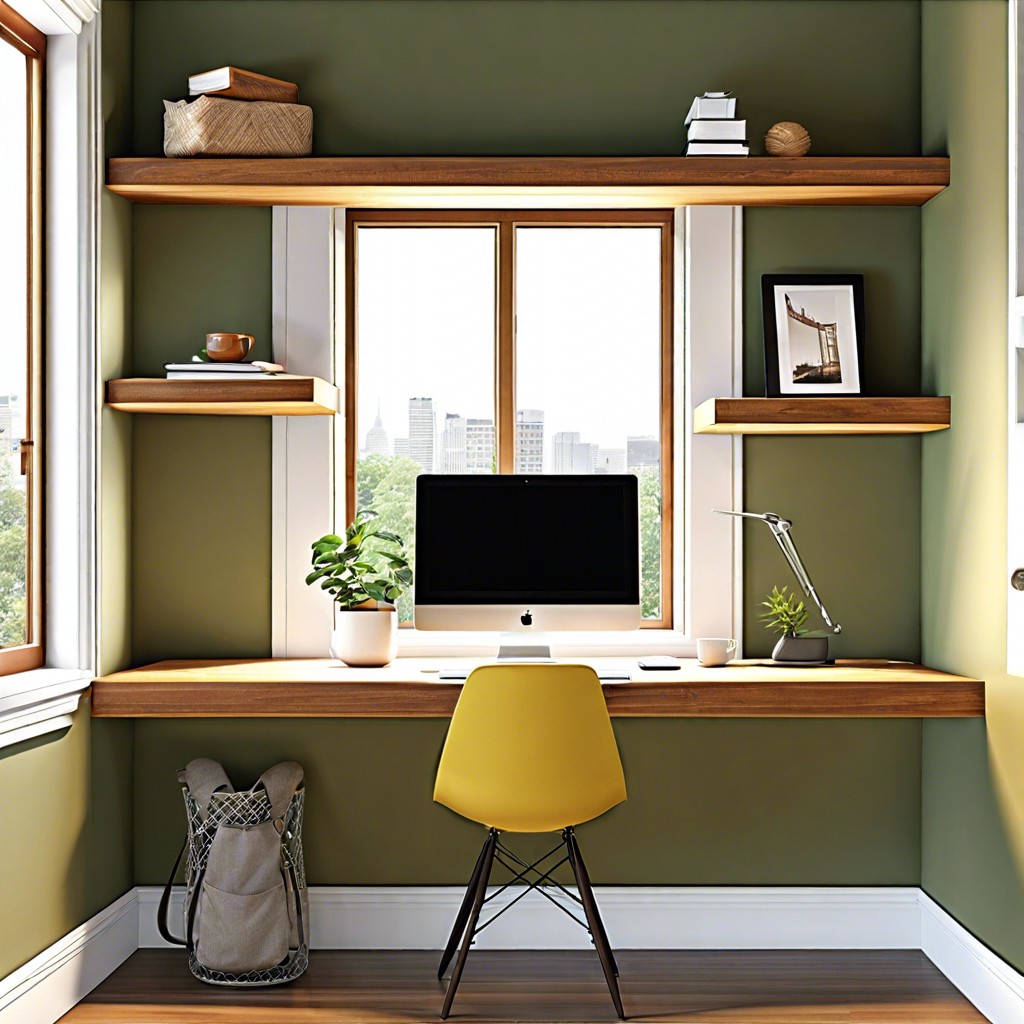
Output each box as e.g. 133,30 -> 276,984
758,585 -> 830,663
305,510 -> 413,666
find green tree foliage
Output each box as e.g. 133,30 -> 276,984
357,455 -> 422,621
0,459 -> 27,647
638,467 -> 662,619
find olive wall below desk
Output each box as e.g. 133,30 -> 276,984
113,1 -> 926,892
132,717 -> 921,886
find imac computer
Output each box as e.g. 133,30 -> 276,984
414,474 -> 640,657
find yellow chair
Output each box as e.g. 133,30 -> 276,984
433,663 -> 627,1020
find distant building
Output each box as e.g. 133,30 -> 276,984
627,435 -> 660,470
596,448 -> 627,474
552,431 -> 598,474
393,437 -> 411,459
0,397 -> 11,454
441,413 -> 467,473
515,409 -> 544,473
409,397 -> 435,472
465,418 -> 495,473
363,402 -> 390,457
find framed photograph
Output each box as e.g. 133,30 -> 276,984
761,275 -> 865,397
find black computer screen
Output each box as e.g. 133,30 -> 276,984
415,475 -> 640,604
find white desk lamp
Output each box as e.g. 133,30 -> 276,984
714,509 -> 842,644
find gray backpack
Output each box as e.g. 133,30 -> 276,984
158,758 -> 309,986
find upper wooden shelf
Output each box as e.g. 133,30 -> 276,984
105,376 -> 339,416
105,156 -> 950,208
694,397 -> 951,435
90,658 -> 984,719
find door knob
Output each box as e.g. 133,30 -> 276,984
1012,569 -> 1024,592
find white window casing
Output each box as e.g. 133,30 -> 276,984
272,206 -> 743,659
0,0 -> 99,746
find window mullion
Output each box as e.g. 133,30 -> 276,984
496,220 -> 515,473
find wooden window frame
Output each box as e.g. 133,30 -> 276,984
0,1 -> 44,676
345,209 -> 674,629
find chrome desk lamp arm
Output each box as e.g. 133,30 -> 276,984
714,510 -> 842,635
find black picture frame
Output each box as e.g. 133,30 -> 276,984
761,274 -> 866,397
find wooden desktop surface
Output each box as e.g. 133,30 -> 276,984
90,658 -> 984,719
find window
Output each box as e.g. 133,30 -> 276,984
0,3 -> 44,675
346,211 -> 673,627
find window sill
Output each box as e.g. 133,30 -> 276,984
0,668 -> 92,750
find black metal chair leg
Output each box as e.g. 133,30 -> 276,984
440,828 -> 498,1020
438,833 -> 492,980
565,829 -> 625,1020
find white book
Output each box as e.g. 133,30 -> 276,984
685,141 -> 750,157
166,371 -> 280,380
687,119 -> 747,142
164,361 -> 263,373
684,93 -> 737,124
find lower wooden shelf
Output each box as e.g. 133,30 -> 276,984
90,658 -> 984,718
694,397 -> 951,435
105,376 -> 339,416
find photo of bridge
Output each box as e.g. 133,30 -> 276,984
784,292 -> 843,385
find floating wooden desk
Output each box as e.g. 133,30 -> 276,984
90,658 -> 984,719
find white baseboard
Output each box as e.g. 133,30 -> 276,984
137,884 -> 922,951
7,886 -> 1024,1024
919,892 -> 1024,1024
0,890 -> 137,1024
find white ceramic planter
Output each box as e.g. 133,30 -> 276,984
330,609 -> 398,667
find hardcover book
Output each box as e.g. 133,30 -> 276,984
188,66 -> 299,103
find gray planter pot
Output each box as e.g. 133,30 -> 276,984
772,634 -> 829,663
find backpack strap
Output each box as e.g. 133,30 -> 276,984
180,758 -> 233,818
256,761 -> 304,822
156,839 -> 188,946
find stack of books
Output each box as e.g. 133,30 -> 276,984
165,361 -> 284,381
188,66 -> 299,104
683,91 -> 748,157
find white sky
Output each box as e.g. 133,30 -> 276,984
355,226 -> 662,468
0,39 -> 27,414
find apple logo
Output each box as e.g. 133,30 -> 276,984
520,610 -> 533,627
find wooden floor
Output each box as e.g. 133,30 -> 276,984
59,949 -> 989,1023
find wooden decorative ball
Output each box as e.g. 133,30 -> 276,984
764,121 -> 811,157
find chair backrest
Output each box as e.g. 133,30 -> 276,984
433,663 -> 626,833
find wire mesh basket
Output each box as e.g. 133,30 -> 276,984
180,784 -> 308,986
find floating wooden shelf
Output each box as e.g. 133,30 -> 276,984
105,376 -> 339,416
105,156 -> 950,208
90,658 -> 984,719
694,397 -> 951,435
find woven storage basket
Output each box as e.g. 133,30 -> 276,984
163,95 -> 312,157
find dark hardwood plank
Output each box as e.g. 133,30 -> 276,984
104,157 -> 950,208
60,949 -> 989,1023
693,397 -> 952,435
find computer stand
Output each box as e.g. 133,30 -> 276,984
496,634 -> 555,661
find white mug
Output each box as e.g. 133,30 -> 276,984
697,637 -> 738,667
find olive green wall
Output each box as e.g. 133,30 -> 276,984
121,0 -> 928,887
921,0 -> 1024,972
0,0 -> 137,981
0,710 -> 134,979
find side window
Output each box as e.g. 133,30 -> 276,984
347,211 -> 673,627
0,4 -> 44,674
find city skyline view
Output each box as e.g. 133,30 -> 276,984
360,395 -> 660,476
355,224 -> 662,465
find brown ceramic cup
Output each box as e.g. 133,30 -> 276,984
205,333 -> 255,362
